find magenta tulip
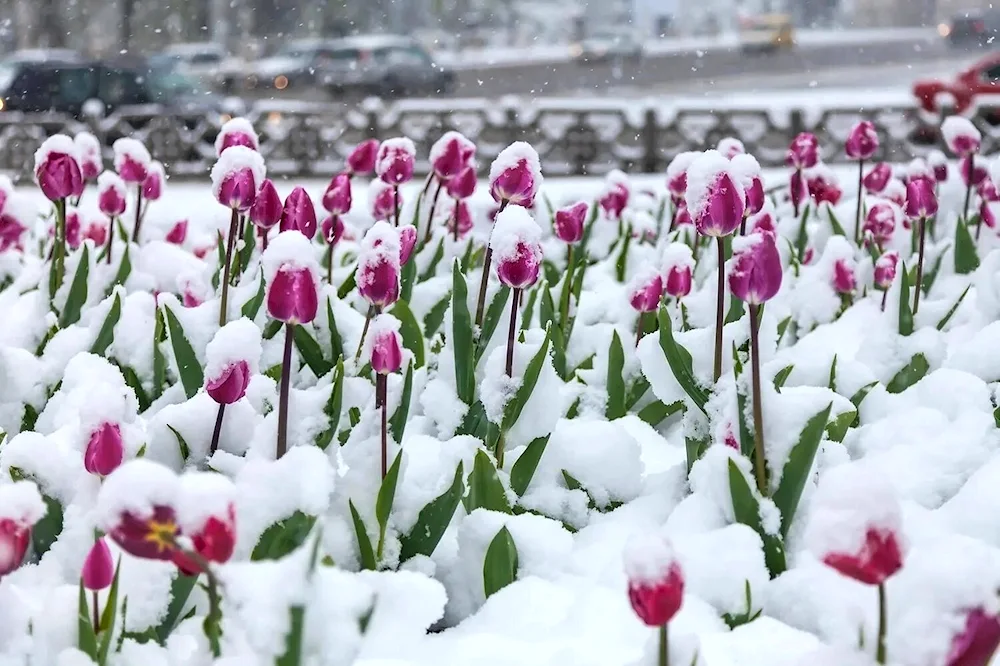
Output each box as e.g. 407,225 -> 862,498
947,608 -> 1000,666
864,203 -> 897,247
206,360 -> 251,404
165,220 -> 187,245
279,186 -> 318,239
399,225 -> 417,266
97,172 -> 127,217
846,120 -> 879,160
628,269 -> 663,313
211,146 -> 266,213
215,117 -> 259,156
554,201 -> 588,244
666,151 -> 698,203
690,170 -> 744,237
358,222 -> 402,307
430,131 -> 476,181
942,116 -> 981,156
322,215 -> 345,246
346,138 -> 380,175
84,423 -> 124,477
142,161 -> 164,201
369,180 -> 396,221
267,264 -> 319,325
906,178 -> 939,219
599,172 -> 630,220
717,137 -> 745,159
664,264 -> 692,299
874,251 -> 899,290
863,163 -> 893,194
375,137 -> 416,185
446,165 -> 477,199
74,132 -> 102,181
833,259 -> 857,295
112,138 -> 151,184
928,150 -> 949,182
489,141 -> 542,207
34,135 -> 83,201
729,231 -> 782,305
322,172 -> 352,215
624,533 -> 685,627
250,179 -> 283,230
491,206 -> 543,290
82,537 -> 114,591
369,315 -> 404,375
786,132 -> 819,169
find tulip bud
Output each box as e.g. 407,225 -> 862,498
322,215 -> 345,246
982,201 -> 1000,231
946,608 -> 1000,666
64,211 -> 82,250
627,267 -> 664,313
730,153 -> 764,215
927,150 -> 949,183
961,154 -> 988,188
663,245 -> 694,298
322,172 -> 352,215
97,171 -> 128,217
430,130 -> 476,181
141,161 -> 164,201
864,202 -> 898,246
205,360 -> 251,404
262,231 -> 321,325
346,138 -> 380,175
687,151 -> 744,237
449,199 -> 474,238
358,222 -> 402,307
623,532 -> 685,627
82,537 -> 114,591
599,170 -> 630,220
112,138 -> 151,184
368,313 -> 404,375
489,141 -> 542,207
790,170 -> 806,211
905,178 -> 939,219
833,258 -> 857,295
729,231 -> 783,305
165,220 -> 187,245
446,165 -> 477,200
748,209 -> 775,235
942,116 -> 982,156
863,162 -> 892,194
0,481 -> 45,577
666,151 -> 698,203
375,137 -> 416,185
846,120 -> 879,161
717,137 -> 745,159
34,135 -> 84,201
173,472 -> 237,574
807,166 -> 843,206
905,158 -> 935,186
786,132 -> 819,169
399,224 -> 417,266
980,179 -> 1000,203
83,221 -> 107,247
0,207 -> 27,253
279,186 -> 318,239
249,178 -> 283,229
182,288 -> 202,308
806,463 -> 905,586
74,132 -> 102,181
84,422 -> 125,477
368,179 -> 396,222
873,251 -> 899,290
215,117 -> 260,156
211,146 -> 266,212
553,201 -> 588,244
490,205 -> 543,289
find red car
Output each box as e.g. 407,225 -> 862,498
913,53 -> 1000,116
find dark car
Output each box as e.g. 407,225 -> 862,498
943,10 -> 1000,49
247,39 -> 344,91
319,35 -> 457,98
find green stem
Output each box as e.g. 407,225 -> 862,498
424,178 -> 444,244
50,197 -> 67,303
913,216 -> 926,316
354,304 -> 376,364
209,403 -> 225,455
713,237 -> 725,383
659,624 -> 669,666
963,178 -> 972,225
749,304 -> 767,494
876,582 -> 887,664
131,187 -> 143,243
855,159 -> 864,245
378,374 -> 387,479
475,199 -> 509,326
276,323 -> 294,459
560,246 -> 574,334
218,209 -> 239,327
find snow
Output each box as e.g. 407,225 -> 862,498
489,141 -> 542,190
204,317 -> 262,382
215,117 -> 260,155
941,116 -> 980,152
97,170 -> 127,199
175,470 -> 235,535
489,205 -> 542,263
364,312 -> 402,360
94,459 -> 179,527
112,138 -> 151,172
622,529 -> 677,585
33,134 -> 79,173
260,229 -> 320,283
209,145 -> 266,202
0,480 -> 46,523
685,150 -> 742,221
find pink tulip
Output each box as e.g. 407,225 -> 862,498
279,186 -> 318,239
824,526 -> 903,585
446,165 -> 477,199
449,200 -> 474,238
674,203 -> 692,227
748,210 -> 775,235
165,220 -> 187,245
864,203 -> 897,246
249,179 -> 283,229
358,222 -> 402,307
786,132 -> 819,169
346,138 -> 380,175
84,422 -> 124,477
745,176 -> 765,215
729,231 -> 783,305
664,265 -> 692,299
322,172 -> 352,215
906,178 -> 939,219
211,146 -> 265,212
267,262 -> 319,325
628,269 -> 663,313
489,142 -> 542,208
215,117 -> 259,156
845,120 -> 879,160
0,518 -> 31,577
807,169 -> 843,206
182,288 -> 202,308
206,360 -> 251,404
554,202 -> 588,244
74,132 -> 102,181
322,215 -> 345,246
980,179 -> 1000,202
64,211 -> 81,250
0,213 -> 26,253
690,168 -> 744,237
82,537 -> 114,591
369,180 -> 396,221
399,225 -> 417,265
624,533 -> 685,627
905,158 -> 935,186
928,150 -> 949,182
430,131 -> 476,181
982,201 -> 1000,230
599,172 -> 630,220
942,116 -> 981,156
947,608 -> 1000,666
173,504 -> 237,575
491,206 -> 543,289
112,138 -> 151,184
833,259 -> 857,295
369,314 -> 404,374
874,251 -> 899,290
142,161 -> 164,201
666,152 -> 698,204
34,135 -> 83,201
375,137 -> 416,185
97,172 -> 128,217
863,163 -> 893,194
83,221 -> 107,247
961,155 -> 988,188
790,170 -> 806,212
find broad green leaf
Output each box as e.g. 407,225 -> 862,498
375,451 -> 403,559
795,203 -> 811,263
922,245 -> 949,295
155,573 -> 197,643
399,255 -> 417,304
606,331 -> 627,420
241,273 -> 266,320
637,400 -> 683,427
685,434 -> 710,474
625,375 -> 650,411
898,261 -> 913,337
614,227 -> 632,282
337,267 -> 357,300
826,409 -> 856,443
772,404 -> 832,538
886,353 -> 929,394
423,295 -> 449,338
520,284 -> 538,332
294,325 -> 332,377
828,355 -> 838,391
773,364 -> 794,391
349,500 -> 377,570
509,435 -> 549,496
31,494 -> 63,559
399,461 -> 464,561
657,306 -> 709,415
238,217 -> 255,276
728,459 -> 787,577
776,316 -> 793,346
501,326 -> 552,432
325,298 -> 344,365
452,262 -> 475,404
954,217 -> 980,275
314,358 -> 344,450
78,580 -> 99,659
390,299 -> 425,369
389,361 -> 414,443
252,511 -> 317,560
166,425 -> 191,461
89,293 -> 121,357
105,247 -> 131,298
59,245 -> 90,328
418,237 -> 446,282
476,286 -> 512,363
164,306 -> 204,399
262,319 -> 282,340
465,449 -> 512,514
115,362 -> 150,412
97,559 -> 122,662
937,285 -> 971,331
826,207 -> 847,237
483,526 -> 518,599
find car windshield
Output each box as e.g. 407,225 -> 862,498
0,64 -> 18,91
145,66 -> 207,97
592,31 -> 628,42
275,45 -> 315,59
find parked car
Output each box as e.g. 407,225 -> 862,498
738,13 -> 796,54
940,10 -> 1000,49
319,35 -> 457,98
246,39 -> 346,92
569,28 -> 643,63
912,52 -> 1000,117
150,42 -> 244,93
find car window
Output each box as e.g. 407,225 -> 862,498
382,46 -> 431,67
58,67 -> 97,105
99,69 -> 147,106
189,52 -> 221,64
985,64 -> 1000,82
0,64 -> 18,91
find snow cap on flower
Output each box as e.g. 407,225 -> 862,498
279,186 -> 318,239
367,313 -> 404,375
864,201 -> 899,247
553,201 -> 588,244
490,204 -> 543,289
863,162 -> 893,194
447,165 -> 477,200
346,138 -> 380,175
0,194 -> 33,252
249,178 -> 283,229
375,137 -> 416,185
210,145 -> 266,212
172,472 -> 237,574
730,153 -> 765,215
927,150 -> 949,182
906,177 -> 938,219
846,120 -> 879,160
322,172 -> 352,215
807,164 -> 843,206
368,179 -> 396,222
942,116 -> 981,156
686,150 -> 744,237
599,170 -> 630,220
833,258 -> 857,294
215,117 -> 259,156
83,219 -> 107,247
142,160 -> 165,201
729,231 -> 783,305
430,130 -> 476,181
786,132 -> 819,169
95,460 -> 180,561
262,230 -> 321,325
805,462 -> 905,586
204,318 -> 261,404
489,141 -> 543,207
717,137 -> 745,159
34,134 -> 83,201
0,481 -> 46,577
84,422 -> 124,477
112,138 -> 151,184
662,242 -> 694,299
666,151 -> 699,201
82,537 -> 114,591
905,157 -> 935,185
97,171 -> 128,217
627,266 -> 663,313
358,221 -> 402,307
874,251 -> 899,290
624,531 -> 684,627
74,132 -> 102,180
946,608 -> 1000,666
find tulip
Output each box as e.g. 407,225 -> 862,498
35,135 -> 84,202
863,163 -> 893,194
142,161 -> 164,202
807,169 -> 843,207
833,259 -> 857,295
664,265 -> 692,300
624,532 -> 684,666
369,179 -> 396,222
628,268 -> 663,346
942,116 -> 981,157
717,137 -> 745,159
361,313 -> 405,477
599,171 -> 630,221
82,537 -> 114,591
165,220 -> 188,245
322,214 -> 346,283
489,141 -> 542,209
215,117 -> 259,156
399,224 -> 417,266
267,262 -> 319,325
65,211 -> 81,250
0,518 -> 31,577
983,200 -> 1000,233
961,155 -> 988,226
905,158 -> 935,186
790,170 -> 806,217
358,222 -> 402,311
748,209 -> 775,235
206,360 -> 250,405
84,422 -> 124,477
74,132 -> 102,183
107,504 -> 179,561
666,151 -> 698,205
494,228 -> 543,290
448,200 -> 474,239
173,505 -> 237,575
874,251 -> 898,311
0,212 -> 26,253
906,178 -> 937,315
439,165 -> 477,243
376,137 -> 415,226
97,172 -> 128,217
947,608 -> 1000,666
447,165 -> 477,200
346,138 -> 380,175
322,172 -> 352,215
554,202 -> 587,245
864,203 -> 897,249
279,186 -> 317,240
430,131 -> 476,181
182,288 -> 202,308
846,121 -> 879,242
786,132 -> 819,169
824,526 -> 903,586
83,221 -> 106,248
250,179 -> 283,250
928,150 -> 949,183
112,138 -> 151,184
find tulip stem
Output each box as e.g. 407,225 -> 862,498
913,216 -> 926,315
476,200 -> 509,326
378,374 -> 387,479
104,215 -> 115,265
880,289 -> 888,312
276,323 -> 294,460
659,624 -> 669,666
505,289 -> 520,378
209,403 -> 226,456
218,209 -> 239,327
50,197 -> 67,302
561,246 -> 574,333
713,237 -> 725,383
92,590 -> 100,634
393,185 -> 401,228
749,304 -> 768,495
260,227 -> 269,251
354,304 -> 376,365
963,178 -> 973,225
326,245 -> 333,285
792,169 -> 801,219
425,179 -> 444,244
854,159 -> 864,246
876,582 -> 887,664
131,188 -> 143,243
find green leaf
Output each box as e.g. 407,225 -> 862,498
252,511 -> 317,560
293,325 -> 332,377
509,435 -> 549,496
390,299 -> 425,369
78,580 -> 99,659
625,375 -> 650,411
657,306 -> 709,415
399,461 -> 464,561
166,424 -> 191,461
451,262 -> 475,404
59,245 -> 90,328
241,273 -> 266,320
31,494 -> 63,559
375,450 -> 403,559
262,319 -> 282,340
886,353 -> 929,394
337,267 -> 357,300
238,217 -> 255,276
773,364 -> 794,391
728,459 -> 787,577
116,363 -> 150,413
314,358 -> 344,450
828,354 -> 838,391
465,449 -> 512,514
520,285 -> 538,332
936,285 -> 971,331
795,203 -> 811,263
922,245 -> 949,295
152,308 -> 167,401
685,434 -> 710,474
476,286 -> 512,363
349,500 -> 377,570
898,261 -> 914,337
389,361 -> 414,443
637,400 -> 683,427
163,306 -> 204,399
772,404 -> 833,538
501,326 -> 552,432
423,295 -> 449,339
419,238 -> 446,282
97,559 -> 122,662
325,298 -> 344,366
155,573 -> 198,643
850,381 -> 879,412
614,226 -> 632,282
826,409 -> 856,443
954,216 -> 980,275
606,331 -> 627,420
89,293 -> 122,356
776,316 -> 793,346
826,207 -> 847,237
483,526 -> 518,599
276,605 -> 305,666
105,247 -> 131,298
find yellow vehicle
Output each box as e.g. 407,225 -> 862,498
738,13 -> 796,53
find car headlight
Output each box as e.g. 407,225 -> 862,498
939,23 -> 951,37
569,44 -> 583,58
274,75 -> 289,90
